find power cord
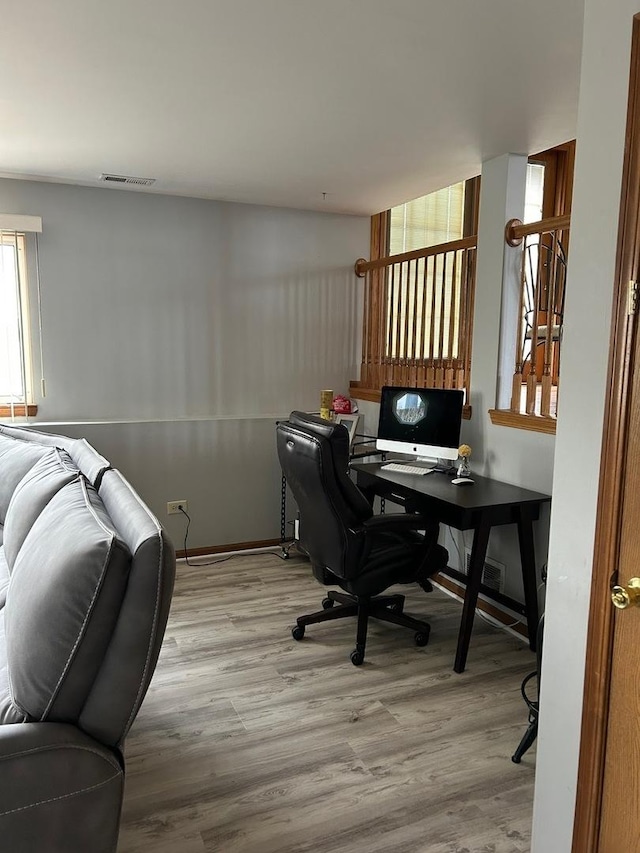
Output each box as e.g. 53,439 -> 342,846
178,507 -> 285,567
475,578 -> 546,632
447,526 -> 465,570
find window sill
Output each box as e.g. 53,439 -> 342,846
0,404 -> 38,418
349,385 -> 382,404
488,409 -> 556,435
350,384 -> 472,419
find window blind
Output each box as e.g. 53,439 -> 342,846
0,215 -> 43,416
389,182 -> 465,255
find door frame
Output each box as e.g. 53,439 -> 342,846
572,12 -> 640,851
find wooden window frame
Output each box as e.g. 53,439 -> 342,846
351,177 -> 480,419
0,232 -> 38,419
490,142 -> 575,434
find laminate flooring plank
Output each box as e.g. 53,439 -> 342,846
118,553 -> 536,853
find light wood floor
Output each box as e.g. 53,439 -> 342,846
118,551 -> 537,853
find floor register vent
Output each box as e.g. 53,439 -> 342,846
463,550 -> 505,594
99,173 -> 156,186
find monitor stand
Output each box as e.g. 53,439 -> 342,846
414,456 -> 436,468
416,456 -> 455,474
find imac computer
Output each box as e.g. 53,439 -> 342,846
376,386 -> 464,472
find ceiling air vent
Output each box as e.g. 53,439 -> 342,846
99,173 -> 156,187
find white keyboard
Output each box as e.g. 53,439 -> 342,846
381,462 -> 434,476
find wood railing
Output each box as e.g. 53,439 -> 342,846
505,215 -> 570,418
354,236 -> 477,405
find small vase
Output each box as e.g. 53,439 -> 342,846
456,456 -> 471,478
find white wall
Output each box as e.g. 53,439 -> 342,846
0,178 -> 368,547
532,3 -> 636,851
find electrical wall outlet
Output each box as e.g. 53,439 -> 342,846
167,500 -> 188,515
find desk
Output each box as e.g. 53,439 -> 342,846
350,462 -> 551,673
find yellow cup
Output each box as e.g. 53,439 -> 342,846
320,390 -> 333,410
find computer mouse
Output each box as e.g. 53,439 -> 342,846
451,477 -> 474,485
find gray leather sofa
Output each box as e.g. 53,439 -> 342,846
0,424 -> 176,852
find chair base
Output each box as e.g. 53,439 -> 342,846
291,589 -> 431,666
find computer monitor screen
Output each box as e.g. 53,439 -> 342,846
376,386 -> 464,462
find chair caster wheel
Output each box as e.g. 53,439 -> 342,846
292,625 -> 305,641
414,631 -> 430,647
389,602 -> 403,614
322,597 -> 334,609
350,649 -> 364,666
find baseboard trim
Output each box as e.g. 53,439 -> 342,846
433,572 -> 529,641
176,538 -> 282,558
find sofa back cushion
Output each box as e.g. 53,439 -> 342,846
0,435 -> 52,524
3,449 -> 79,571
0,425 -> 110,489
0,424 -> 77,453
0,550 -> 9,611
5,478 -> 131,722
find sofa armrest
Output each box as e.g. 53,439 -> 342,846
0,722 -> 123,853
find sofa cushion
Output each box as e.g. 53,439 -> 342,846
5,478 -> 132,723
0,424 -> 76,453
3,449 -> 79,572
0,426 -> 110,489
0,611 -> 27,724
0,435 -> 52,524
0,549 -> 9,610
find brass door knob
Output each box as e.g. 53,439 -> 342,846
611,577 -> 640,609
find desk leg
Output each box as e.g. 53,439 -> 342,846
517,505 -> 540,652
357,482 -> 377,510
454,516 -> 492,673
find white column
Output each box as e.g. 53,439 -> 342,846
465,154 -> 527,467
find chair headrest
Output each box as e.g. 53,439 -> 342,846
284,411 -> 352,481
288,410 -> 349,445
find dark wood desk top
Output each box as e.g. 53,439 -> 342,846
351,461 -> 551,529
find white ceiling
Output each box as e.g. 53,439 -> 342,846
0,0 -> 585,215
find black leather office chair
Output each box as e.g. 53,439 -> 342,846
276,411 -> 448,666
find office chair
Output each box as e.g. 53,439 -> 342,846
276,411 -> 448,666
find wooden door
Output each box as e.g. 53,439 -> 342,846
596,430 -> 640,853
596,343 -> 640,851
573,13 -> 640,852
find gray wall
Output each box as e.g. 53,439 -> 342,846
1,165 -> 553,601
0,178 -> 368,547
